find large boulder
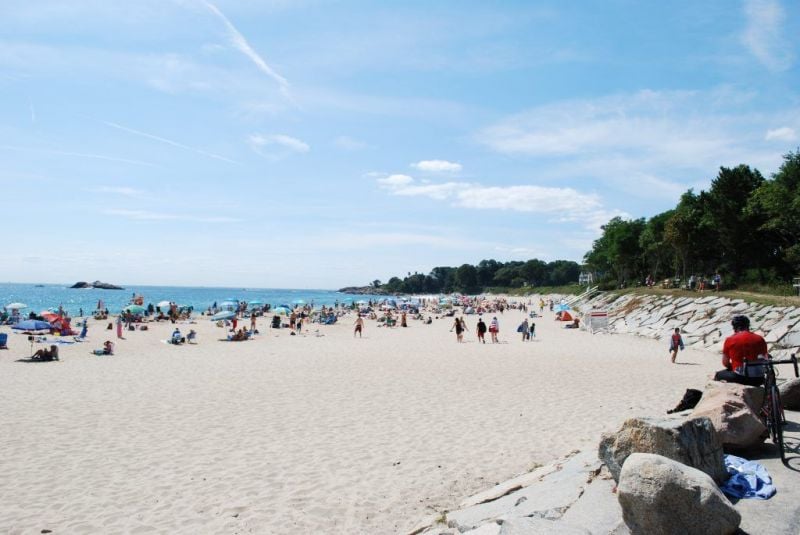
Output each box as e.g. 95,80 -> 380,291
689,381 -> 766,449
779,377 -> 800,410
598,415 -> 726,484
618,453 -> 740,535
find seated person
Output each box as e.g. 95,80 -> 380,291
171,328 -> 183,344
714,315 -> 767,386
93,341 -> 114,355
32,345 -> 59,361
187,329 -> 197,343
565,317 -> 580,329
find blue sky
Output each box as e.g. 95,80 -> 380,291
0,0 -> 798,288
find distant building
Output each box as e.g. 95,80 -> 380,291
578,272 -> 594,285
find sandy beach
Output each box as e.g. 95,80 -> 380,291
0,302 -> 720,534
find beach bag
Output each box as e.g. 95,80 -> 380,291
666,388 -> 703,414
517,324 -> 524,333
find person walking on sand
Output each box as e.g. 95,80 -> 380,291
519,318 -> 529,341
451,317 -> 464,342
477,317 -> 487,344
669,327 -> 684,363
529,322 -> 536,339
116,314 -> 124,339
354,316 -> 364,338
250,313 -> 257,333
489,316 -> 499,343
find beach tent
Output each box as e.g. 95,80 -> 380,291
211,310 -> 236,321
559,311 -> 573,321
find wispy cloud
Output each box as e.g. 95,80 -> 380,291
104,208 -> 241,223
0,144 -> 158,167
411,159 -> 462,173
741,0 -> 794,71
333,135 -> 368,151
765,126 -> 797,142
375,173 -> 625,231
248,133 -> 310,157
474,88 -> 796,200
200,0 -> 291,97
91,186 -> 143,197
101,120 -> 240,164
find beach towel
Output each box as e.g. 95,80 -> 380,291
720,454 -> 775,500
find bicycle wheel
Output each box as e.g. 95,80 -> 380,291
770,386 -> 786,463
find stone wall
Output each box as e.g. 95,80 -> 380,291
576,293 -> 800,358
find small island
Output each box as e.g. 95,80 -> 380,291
70,280 -> 124,290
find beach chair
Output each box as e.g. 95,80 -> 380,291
0,333 -> 7,349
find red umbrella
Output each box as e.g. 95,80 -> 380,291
41,312 -> 60,323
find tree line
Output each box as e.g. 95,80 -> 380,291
584,150 -> 800,287
374,259 -> 581,295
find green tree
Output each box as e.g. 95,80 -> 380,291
454,264 -> 480,293
584,217 -> 645,285
639,210 -> 674,279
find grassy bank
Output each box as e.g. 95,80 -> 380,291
608,286 -> 800,308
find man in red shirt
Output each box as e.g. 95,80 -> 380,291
714,315 -> 768,386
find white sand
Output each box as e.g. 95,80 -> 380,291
0,304 -> 720,534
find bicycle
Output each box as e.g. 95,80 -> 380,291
744,354 -> 799,463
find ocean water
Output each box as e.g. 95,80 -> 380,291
0,283 -> 385,316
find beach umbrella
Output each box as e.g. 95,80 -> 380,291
123,304 -> 146,314
13,319 -> 52,331
6,302 -> 27,310
219,301 -> 238,309
41,312 -> 60,322
273,306 -> 291,315
157,300 -> 171,308
211,310 -> 236,321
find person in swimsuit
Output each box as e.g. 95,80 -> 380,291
354,316 -> 364,338
451,317 -> 464,342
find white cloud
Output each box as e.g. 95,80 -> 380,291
742,0 -> 794,71
765,126 -> 797,142
248,133 -> 310,153
411,159 -> 463,173
333,136 -> 368,151
104,209 -> 240,223
376,174 -> 624,231
92,186 -> 142,197
474,88 -> 797,201
376,174 -> 414,187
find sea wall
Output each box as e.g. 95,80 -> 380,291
577,293 -> 800,358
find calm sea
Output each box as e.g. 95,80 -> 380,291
0,283 -> 385,315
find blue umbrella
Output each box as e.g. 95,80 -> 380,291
555,304 -> 570,312
219,301 -> 238,309
13,319 -> 52,331
211,310 -> 236,321
273,306 -> 291,315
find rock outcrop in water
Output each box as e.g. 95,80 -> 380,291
70,281 -> 124,290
